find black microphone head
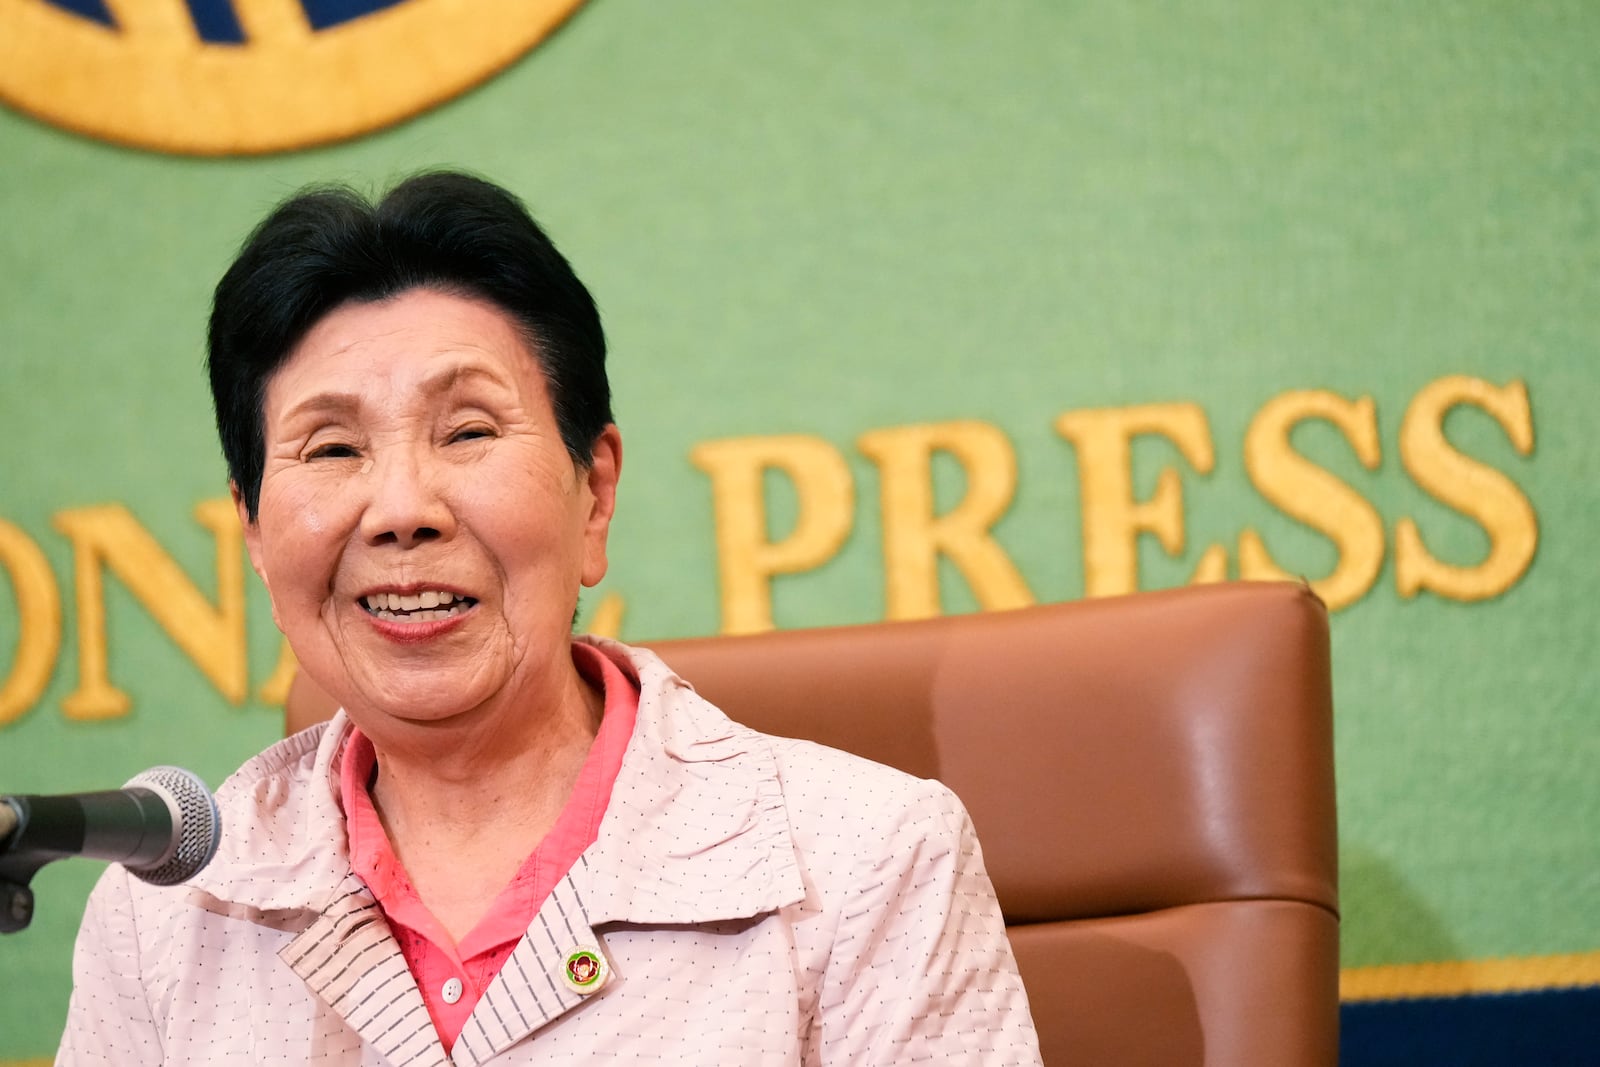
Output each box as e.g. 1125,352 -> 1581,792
122,767 -> 221,887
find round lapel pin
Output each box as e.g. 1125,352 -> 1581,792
562,945 -> 609,995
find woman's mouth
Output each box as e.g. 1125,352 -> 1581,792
360,590 -> 478,622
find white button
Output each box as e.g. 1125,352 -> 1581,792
440,977 -> 463,1004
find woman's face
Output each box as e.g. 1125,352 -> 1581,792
238,288 -> 620,725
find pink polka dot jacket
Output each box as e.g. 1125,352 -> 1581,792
58,639 -> 1042,1065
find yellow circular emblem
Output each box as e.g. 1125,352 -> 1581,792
0,0 -> 587,155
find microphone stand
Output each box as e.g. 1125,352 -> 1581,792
0,878 -> 32,934
0,800 -> 37,933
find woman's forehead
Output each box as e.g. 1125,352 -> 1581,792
267,290 -> 546,417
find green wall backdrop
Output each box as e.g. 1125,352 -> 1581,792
1,1 -> 1596,1060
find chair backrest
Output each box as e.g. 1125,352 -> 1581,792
648,581 -> 1340,1066
285,581 -> 1339,1065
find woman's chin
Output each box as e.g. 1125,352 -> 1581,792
341,672 -> 501,729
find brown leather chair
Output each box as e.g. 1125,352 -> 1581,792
287,581 -> 1339,1065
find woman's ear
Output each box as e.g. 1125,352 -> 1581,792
579,425 -> 622,588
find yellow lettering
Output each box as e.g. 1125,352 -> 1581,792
1237,390 -> 1385,610
582,592 -> 626,640
256,637 -> 298,707
0,520 -> 62,727
52,499 -> 247,719
856,421 -> 1034,620
1189,544 -> 1229,585
1394,376 -> 1537,600
688,435 -> 853,634
1054,403 -> 1214,597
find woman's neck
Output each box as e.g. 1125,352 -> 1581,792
353,659 -> 605,939
364,660 -> 603,829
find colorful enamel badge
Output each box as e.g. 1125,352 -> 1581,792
562,946 -> 609,995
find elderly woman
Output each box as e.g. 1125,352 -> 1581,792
59,172 -> 1041,1064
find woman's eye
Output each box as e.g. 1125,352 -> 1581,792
449,426 -> 494,444
306,443 -> 360,460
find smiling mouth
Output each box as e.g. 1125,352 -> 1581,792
360,590 -> 477,622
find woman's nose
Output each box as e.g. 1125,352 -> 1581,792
358,449 -> 455,549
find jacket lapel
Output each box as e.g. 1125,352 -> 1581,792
280,875 -> 451,1067
449,869 -> 605,1065
452,643 -> 809,1059
211,643 -> 807,1063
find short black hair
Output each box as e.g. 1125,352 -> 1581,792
208,170 -> 610,519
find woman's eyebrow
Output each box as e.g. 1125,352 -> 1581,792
277,362 -> 517,425
279,391 -> 360,425
418,361 -> 517,395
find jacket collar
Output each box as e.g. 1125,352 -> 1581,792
182,712 -> 353,921
190,640 -> 807,1059
185,638 -> 806,926
577,637 -> 806,925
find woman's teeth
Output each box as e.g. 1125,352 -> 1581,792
361,591 -> 473,622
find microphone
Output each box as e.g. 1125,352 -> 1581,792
0,766 -> 222,888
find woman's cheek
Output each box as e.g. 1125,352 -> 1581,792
262,479 -> 349,602
281,471 -> 358,535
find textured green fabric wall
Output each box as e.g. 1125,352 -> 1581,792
1,1 -> 1596,1058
